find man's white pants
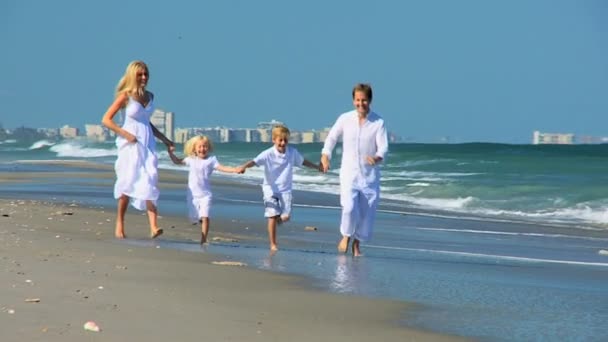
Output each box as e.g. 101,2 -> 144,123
339,184 -> 379,242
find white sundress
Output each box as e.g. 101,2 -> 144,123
113,95 -> 159,210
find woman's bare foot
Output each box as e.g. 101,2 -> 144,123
352,239 -> 362,257
150,228 -> 163,239
115,225 -> 126,239
270,244 -> 279,251
337,236 -> 350,253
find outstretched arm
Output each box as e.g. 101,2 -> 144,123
217,164 -> 246,174
167,149 -> 185,165
320,116 -> 344,173
302,159 -> 321,172
151,123 -> 175,152
239,160 -> 257,171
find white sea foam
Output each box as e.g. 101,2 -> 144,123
394,170 -> 481,178
49,141 -> 116,158
406,182 -> 431,187
467,204 -> 608,226
411,226 -> 608,242
381,193 -> 475,210
28,140 -> 55,150
366,244 -> 608,268
393,159 -> 455,167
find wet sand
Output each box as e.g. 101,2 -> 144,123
0,198 -> 468,341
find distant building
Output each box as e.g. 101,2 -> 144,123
191,127 -> 222,143
150,109 -> 175,142
532,131 -> 575,145
257,128 -> 272,143
289,131 -> 302,144
300,131 -> 315,143
578,135 -> 608,144
257,119 -> 284,130
229,128 -> 260,142
317,128 -> 330,143
38,128 -> 60,138
174,128 -> 190,144
60,125 -> 79,139
85,124 -> 111,142
79,118 -> 359,144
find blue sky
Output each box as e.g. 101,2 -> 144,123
1,0 -> 606,143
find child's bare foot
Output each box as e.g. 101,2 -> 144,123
352,239 -> 362,257
337,236 -> 350,253
150,228 -> 163,239
270,244 -> 279,251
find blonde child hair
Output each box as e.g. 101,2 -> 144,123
272,125 -> 290,139
115,60 -> 149,103
184,135 -> 214,157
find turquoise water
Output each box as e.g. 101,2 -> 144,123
2,139 -> 607,227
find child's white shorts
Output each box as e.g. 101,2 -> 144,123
188,193 -> 212,222
264,192 -> 292,218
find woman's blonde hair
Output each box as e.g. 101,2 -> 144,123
184,135 -> 214,157
115,60 -> 149,104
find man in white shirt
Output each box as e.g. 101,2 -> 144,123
320,83 -> 389,256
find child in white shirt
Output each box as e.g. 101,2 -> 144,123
168,135 -> 244,243
240,125 -> 320,251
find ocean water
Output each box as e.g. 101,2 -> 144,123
2,139 -> 607,228
2,139 -> 608,341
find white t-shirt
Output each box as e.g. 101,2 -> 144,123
253,146 -> 304,196
184,155 -> 219,197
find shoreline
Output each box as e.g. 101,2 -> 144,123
0,198 -> 468,341
5,158 -> 607,232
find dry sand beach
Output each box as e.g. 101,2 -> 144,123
0,198 -> 467,342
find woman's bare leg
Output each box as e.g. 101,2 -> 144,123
115,195 -> 129,238
338,235 -> 350,253
146,201 -> 163,238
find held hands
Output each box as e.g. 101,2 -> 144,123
166,141 -> 175,153
366,156 -> 380,166
320,155 -> 330,173
235,166 -> 246,174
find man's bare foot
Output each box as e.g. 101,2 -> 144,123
150,228 -> 163,239
270,244 -> 279,251
352,239 -> 362,257
337,236 -> 350,253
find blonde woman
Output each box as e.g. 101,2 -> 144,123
168,135 -> 244,243
102,60 -> 174,239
